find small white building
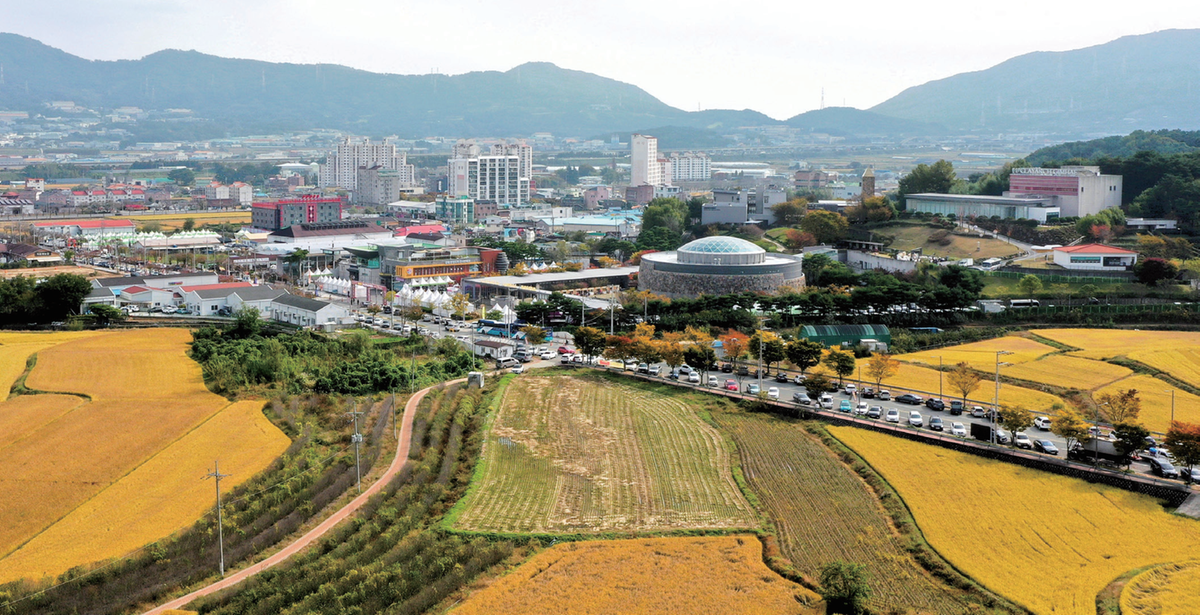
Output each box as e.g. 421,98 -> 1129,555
269,294 -> 348,327
228,286 -> 289,313
118,285 -> 176,309
1052,244 -> 1138,271
472,339 -> 514,360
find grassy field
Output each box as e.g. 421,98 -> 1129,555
1001,354 -> 1132,391
451,374 -> 756,533
829,427 -> 1200,615
880,224 -> 1021,260
1121,560 -> 1200,615
979,276 -> 1179,298
449,536 -> 821,615
715,411 -> 967,614
0,329 -> 288,582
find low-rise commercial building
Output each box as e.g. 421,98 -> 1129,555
1052,244 -> 1138,271
252,196 -> 345,231
905,193 -> 1060,222
269,294 -> 348,327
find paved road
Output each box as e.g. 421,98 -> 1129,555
142,379 -> 461,615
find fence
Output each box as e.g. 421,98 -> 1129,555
988,268 -> 1133,283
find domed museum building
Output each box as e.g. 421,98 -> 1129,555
638,236 -> 805,298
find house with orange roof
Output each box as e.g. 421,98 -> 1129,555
1052,243 -> 1138,271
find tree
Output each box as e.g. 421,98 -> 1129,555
803,371 -> 836,397
282,249 -> 309,280
786,339 -> 825,373
486,309 -> 504,320
574,326 -> 608,359
1077,283 -> 1099,302
947,362 -> 983,406
1133,257 -> 1179,287
89,304 -> 125,326
655,339 -> 686,369
1017,274 -> 1043,299
782,229 -> 817,250
448,293 -> 471,319
640,198 -> 688,246
168,167 -> 195,187
683,345 -> 717,375
897,159 -> 957,208
864,353 -> 899,389
520,325 -> 548,344
628,337 -> 662,366
823,348 -> 856,384
799,210 -> 848,244
720,331 -> 749,367
229,306 -> 262,338
604,335 -> 636,363
748,330 -> 786,372
181,218 -> 196,232
1096,388 -> 1141,425
33,273 -> 93,321
1050,406 -> 1092,450
770,199 -> 808,226
818,561 -> 872,615
996,405 -> 1035,445
1164,422 -> 1200,479
636,226 -> 682,251
1112,421 -> 1151,463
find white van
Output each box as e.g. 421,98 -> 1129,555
819,393 -> 834,409
497,357 -> 521,369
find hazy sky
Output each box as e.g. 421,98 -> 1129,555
7,0 -> 1200,119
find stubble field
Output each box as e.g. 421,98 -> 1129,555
450,374 -> 756,533
829,426 -> 1200,615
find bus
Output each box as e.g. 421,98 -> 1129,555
477,319 -> 554,341
1008,299 -> 1041,309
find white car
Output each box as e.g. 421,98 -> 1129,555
540,352 -> 556,360
819,394 -> 834,409
885,409 -> 901,423
854,401 -> 869,416
1014,433 -> 1033,449
747,383 -> 761,395
510,365 -> 525,374
767,387 -> 780,400
688,372 -> 702,384
161,306 -> 177,314
843,383 -> 857,396
878,390 -> 891,401
908,410 -> 923,428
1033,416 -> 1052,430
951,422 -> 968,437
707,375 -> 719,387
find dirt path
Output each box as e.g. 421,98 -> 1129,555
141,379 -> 464,615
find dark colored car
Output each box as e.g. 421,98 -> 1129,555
895,393 -> 924,405
1148,457 -> 1181,479
721,363 -> 734,373
668,370 -> 680,380
949,400 -> 964,415
737,365 -> 750,377
929,416 -> 945,432
775,372 -> 790,383
1034,440 -> 1059,455
925,398 -> 945,411
866,406 -> 882,419
861,387 -> 876,399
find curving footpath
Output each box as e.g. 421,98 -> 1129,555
143,380 -> 463,615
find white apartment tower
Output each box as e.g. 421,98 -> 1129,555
319,138 -> 413,191
448,139 -> 531,206
668,152 -> 711,181
631,134 -> 662,187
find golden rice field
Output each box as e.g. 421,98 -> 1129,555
117,212 -> 251,231
0,329 -> 287,581
840,358 -> 1065,411
1001,355 -> 1132,391
0,331 -> 102,393
452,375 -> 756,533
450,536 -> 822,615
1094,375 -> 1200,433
1036,328 -> 1200,357
0,400 -> 288,582
1120,560 -> 1200,615
715,411 -> 966,614
829,427 -> 1200,615
899,335 -> 1058,367
1128,347 -> 1200,390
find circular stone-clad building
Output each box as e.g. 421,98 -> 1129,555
638,236 -> 805,298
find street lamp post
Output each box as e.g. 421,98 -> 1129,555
1165,389 -> 1176,426
937,355 -> 943,401
993,350 -> 1014,445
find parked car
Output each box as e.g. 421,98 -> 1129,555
925,398 -> 945,411
721,363 -> 734,373
558,346 -> 575,354
1148,457 -> 1181,479
839,400 -> 853,412
637,363 -> 649,374
668,370 -> 680,380
725,379 -> 739,391
854,401 -> 869,416
608,360 -> 625,370
867,405 -> 882,419
541,351 -> 557,360
792,374 -> 805,385
497,357 -> 521,369
767,387 -> 780,400
1033,416 -> 1052,430
737,365 -> 750,377
994,428 -> 1012,444
951,422 -> 968,437
860,387 -> 875,398
908,410 -> 923,428
746,383 -> 761,395
510,364 -> 525,374
949,400 -> 964,415
843,383 -> 857,396
1182,467 -> 1199,484
878,390 -> 891,401
929,416 -> 945,432
1034,440 -> 1059,455
1014,433 -> 1033,449
793,392 -> 813,406
885,409 -> 901,423
707,375 -> 719,387
775,372 -> 790,383
896,393 -> 923,405
688,371 -> 702,384
161,306 -> 177,314
679,365 -> 693,375
972,406 -> 988,418
819,394 -> 834,409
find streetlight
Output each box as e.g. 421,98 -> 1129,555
936,355 -> 943,402
1164,389 -> 1176,426
993,350 -> 1014,445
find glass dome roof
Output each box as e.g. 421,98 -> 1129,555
677,236 -> 764,255
676,236 -> 765,265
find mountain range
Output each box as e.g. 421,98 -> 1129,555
1,29 -> 1198,141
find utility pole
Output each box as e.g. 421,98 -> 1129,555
203,460 -> 230,577
346,404 -> 364,493
1165,389 -> 1176,426
757,335 -> 764,393
937,355 -> 943,401
993,350 -> 1013,445
609,296 -> 614,334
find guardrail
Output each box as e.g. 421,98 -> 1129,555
574,364 -> 1194,504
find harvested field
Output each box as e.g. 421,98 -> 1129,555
714,411 -> 966,614
1094,374 -> 1200,433
451,374 -> 756,533
0,329 -> 287,581
1121,560 -> 1200,615
829,427 -> 1200,615
1002,354 -> 1131,391
843,359 -> 1065,410
899,335 -> 1058,367
0,266 -> 117,280
450,536 -> 821,615
0,400 -> 288,582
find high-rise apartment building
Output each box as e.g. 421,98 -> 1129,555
668,152 -> 711,181
631,134 -> 663,187
319,138 -> 414,191
447,139 -> 531,206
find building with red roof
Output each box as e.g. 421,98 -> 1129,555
1052,243 -> 1138,271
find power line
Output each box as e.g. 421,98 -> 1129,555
203,460 -> 230,577
346,404 -> 365,493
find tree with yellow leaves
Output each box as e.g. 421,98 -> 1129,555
864,353 -> 899,389
947,362 -> 983,406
